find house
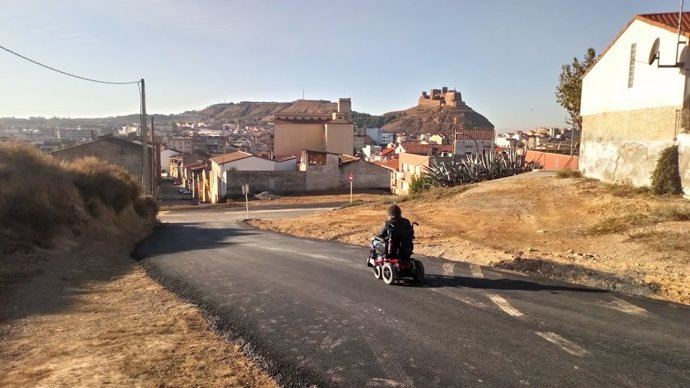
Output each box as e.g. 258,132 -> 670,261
299,150 -> 391,192
580,11 -> 690,192
51,135 -> 155,191
273,98 -> 355,157
208,151 -> 297,203
454,129 -> 495,155
394,152 -> 454,194
395,143 -> 454,156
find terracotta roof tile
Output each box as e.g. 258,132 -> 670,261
399,143 -> 454,155
374,158 -> 400,171
455,130 -> 495,141
208,151 -> 252,165
380,147 -> 396,156
637,12 -> 690,35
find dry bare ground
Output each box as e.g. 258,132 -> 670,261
251,173 -> 690,305
0,225 -> 276,387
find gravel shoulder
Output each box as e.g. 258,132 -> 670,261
0,231 -> 276,387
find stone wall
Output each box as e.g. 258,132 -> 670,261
580,106 -> 683,188
51,138 -> 145,182
226,170 -> 306,196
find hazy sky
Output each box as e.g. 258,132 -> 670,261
0,0 -> 683,130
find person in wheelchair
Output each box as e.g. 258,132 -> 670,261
367,203 -> 414,266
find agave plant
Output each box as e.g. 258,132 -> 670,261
424,149 -> 541,188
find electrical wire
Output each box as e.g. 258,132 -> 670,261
0,43 -> 140,85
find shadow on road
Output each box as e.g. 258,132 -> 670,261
404,274 -> 607,294
131,222 -> 259,260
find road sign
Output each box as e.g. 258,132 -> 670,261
347,172 -> 353,182
241,183 -> 249,195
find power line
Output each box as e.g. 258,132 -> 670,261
0,43 -> 140,85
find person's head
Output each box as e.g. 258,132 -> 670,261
387,203 -> 401,220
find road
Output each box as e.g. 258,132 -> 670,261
135,206 -> 690,387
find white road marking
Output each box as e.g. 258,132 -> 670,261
535,331 -> 589,357
487,294 -> 524,317
431,288 -> 489,310
442,263 -> 455,276
602,297 -> 649,317
470,264 -> 483,278
224,207 -> 335,214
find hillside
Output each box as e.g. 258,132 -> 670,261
380,103 -> 494,137
250,173 -> 690,305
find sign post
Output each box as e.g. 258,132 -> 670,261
241,183 -> 249,219
347,172 -> 353,203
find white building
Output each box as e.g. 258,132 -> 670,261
580,11 -> 690,192
209,151 -> 296,203
454,129 -> 495,155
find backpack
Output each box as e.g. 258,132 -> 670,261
386,218 -> 415,259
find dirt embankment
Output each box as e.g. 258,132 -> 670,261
0,142 -> 276,387
0,225 -> 277,387
251,173 -> 690,305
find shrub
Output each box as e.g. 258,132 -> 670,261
70,157 -> 140,213
133,196 -> 159,220
556,169 -> 583,179
408,174 -> 432,195
651,145 -> 683,196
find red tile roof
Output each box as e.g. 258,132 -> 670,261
339,155 -> 360,165
637,12 -> 690,36
381,147 -> 396,156
374,158 -> 400,171
455,130 -> 495,141
399,143 -> 454,155
208,151 -> 252,165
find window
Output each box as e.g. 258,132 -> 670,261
628,43 -> 636,88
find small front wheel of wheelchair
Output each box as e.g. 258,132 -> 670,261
373,265 -> 382,279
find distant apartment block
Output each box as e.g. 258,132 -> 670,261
56,128 -> 101,142
366,127 -> 395,146
273,98 -> 355,156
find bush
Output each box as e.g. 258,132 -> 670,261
70,157 -> 140,213
556,169 -> 583,179
133,196 -> 159,220
651,146 -> 683,196
408,174 -> 432,195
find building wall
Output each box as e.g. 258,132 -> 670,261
580,20 -> 687,189
524,151 -> 579,170
581,21 -> 685,116
397,153 -> 432,194
226,170 -> 307,196
324,122 -> 355,156
679,134 -> 690,195
454,139 -> 493,155
273,122 -> 324,156
211,156 -> 297,203
51,139 -> 144,183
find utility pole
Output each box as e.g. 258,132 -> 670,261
151,116 -> 158,197
140,78 -> 149,194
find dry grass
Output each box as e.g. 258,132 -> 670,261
556,169 -> 583,179
0,142 -> 157,254
588,203 -> 690,235
603,182 -> 652,197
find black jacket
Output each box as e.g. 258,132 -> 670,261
376,216 -> 415,258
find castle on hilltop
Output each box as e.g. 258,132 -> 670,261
418,87 -> 464,108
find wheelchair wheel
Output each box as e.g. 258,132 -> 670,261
373,265 -> 382,279
413,260 -> 425,283
382,263 -> 397,285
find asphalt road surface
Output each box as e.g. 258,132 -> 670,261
135,206 -> 690,387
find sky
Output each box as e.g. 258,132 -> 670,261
0,0 -> 684,131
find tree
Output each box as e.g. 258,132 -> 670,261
555,48 -> 597,130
